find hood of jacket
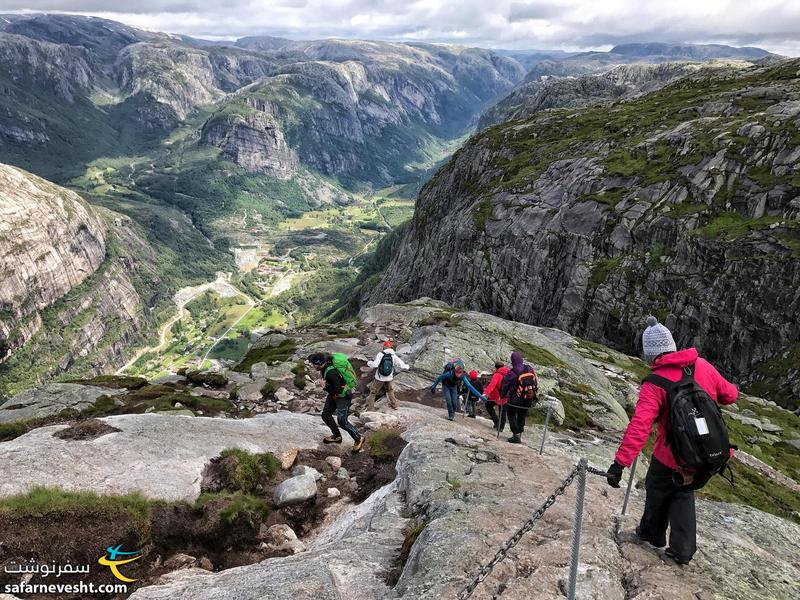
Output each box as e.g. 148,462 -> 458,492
510,352 -> 524,374
652,348 -> 698,370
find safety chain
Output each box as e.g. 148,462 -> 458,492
456,464 -> 582,600
456,461 -> 610,600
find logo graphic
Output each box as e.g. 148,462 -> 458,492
98,545 -> 142,582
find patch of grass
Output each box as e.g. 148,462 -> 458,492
578,188 -> 626,207
218,448 -> 281,494
185,370 -> 228,388
699,460 -> 800,524
388,519 -> 430,586
368,427 -> 405,461
235,339 -> 298,373
0,486 -> 151,538
472,198 -> 493,231
694,213 -> 782,241
79,387 -> 232,418
551,388 -> 594,430
194,492 -> 270,524
589,256 -> 622,289
68,375 -> 148,390
575,338 -> 651,380
512,339 -> 567,369
260,380 -> 277,398
291,360 -> 308,390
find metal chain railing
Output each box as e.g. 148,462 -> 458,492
456,463 -> 582,600
457,459 -> 610,600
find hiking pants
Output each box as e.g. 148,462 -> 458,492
486,401 -> 506,431
365,379 -> 398,410
321,393 -> 361,442
507,406 -> 528,436
465,397 -> 477,417
638,458 -> 710,563
443,385 -> 459,419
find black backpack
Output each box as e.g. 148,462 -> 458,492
378,352 -> 394,377
509,366 -> 538,408
645,365 -> 730,476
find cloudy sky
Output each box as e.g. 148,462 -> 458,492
4,1 -> 800,55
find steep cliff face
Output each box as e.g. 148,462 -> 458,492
370,60 -> 800,405
0,164 -> 105,360
479,61 -> 754,129
200,41 -> 526,185
0,164 -> 158,396
200,101 -> 299,179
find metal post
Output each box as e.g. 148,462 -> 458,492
538,406 -> 552,455
566,458 -> 587,600
616,454 -> 639,534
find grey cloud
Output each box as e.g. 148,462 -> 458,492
2,1 -> 799,55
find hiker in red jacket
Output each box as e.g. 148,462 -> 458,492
606,317 -> 738,565
483,361 -> 509,432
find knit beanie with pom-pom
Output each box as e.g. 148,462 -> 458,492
642,316 -> 676,364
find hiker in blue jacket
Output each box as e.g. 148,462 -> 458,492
431,360 -> 487,420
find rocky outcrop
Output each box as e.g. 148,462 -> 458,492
0,164 -> 105,361
370,60 -> 800,402
200,105 -> 298,179
199,40 -> 525,185
126,405 -> 800,600
0,383 -> 121,423
479,60 -> 754,129
0,412 -> 329,501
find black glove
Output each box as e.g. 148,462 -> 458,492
606,461 -> 624,488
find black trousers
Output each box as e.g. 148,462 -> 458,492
638,458 -> 711,562
321,393 -> 361,442
506,406 -> 528,435
485,401 -> 507,431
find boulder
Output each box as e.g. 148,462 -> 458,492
292,465 -> 322,481
163,554 -> 197,570
336,468 -> 349,480
275,387 -> 293,403
535,395 -> 565,425
237,382 -> 264,403
0,413 -> 329,501
325,456 -> 342,470
258,524 -> 305,554
327,487 -> 341,498
250,362 -> 269,380
0,383 -> 121,423
277,448 -> 298,470
273,473 -> 317,507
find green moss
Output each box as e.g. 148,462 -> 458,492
699,460 -> 800,524
291,360 -> 308,390
589,257 -> 622,289
185,370 -> 228,388
368,427 -> 405,461
472,198 -> 493,231
694,213 -> 782,240
218,448 -> 281,494
578,188 -> 626,207
550,388 -> 595,430
260,380 -> 277,398
0,486 -> 151,538
194,492 -> 270,523
235,339 -> 298,373
512,339 -> 567,369
0,420 -> 36,442
79,387 -> 232,418
574,338 -> 651,380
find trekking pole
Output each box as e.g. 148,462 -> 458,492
616,454 -> 639,535
566,458 -> 588,600
538,405 -> 551,455
496,405 -> 505,440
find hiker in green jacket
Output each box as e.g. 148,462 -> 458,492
309,353 -> 364,452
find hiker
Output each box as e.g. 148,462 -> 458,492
605,316 -> 738,565
464,370 -> 484,418
484,361 -> 509,431
430,358 -> 487,420
309,353 -> 365,452
360,340 -> 410,412
500,352 -> 538,443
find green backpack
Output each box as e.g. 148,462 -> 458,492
325,352 -> 358,394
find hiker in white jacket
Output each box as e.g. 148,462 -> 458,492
360,340 -> 409,411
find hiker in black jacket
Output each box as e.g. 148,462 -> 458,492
464,370 -> 484,418
309,353 -> 364,452
500,351 -> 538,443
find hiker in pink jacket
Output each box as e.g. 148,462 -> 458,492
606,317 -> 738,565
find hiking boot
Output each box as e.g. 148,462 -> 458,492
635,527 -> 666,548
664,548 -> 690,566
352,436 -> 365,453
507,435 -> 522,444
467,414 -> 476,418
323,435 -> 343,444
